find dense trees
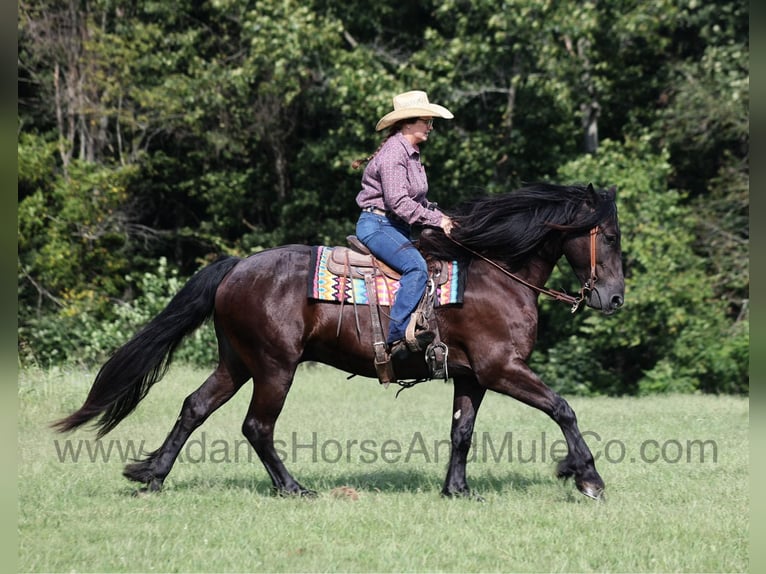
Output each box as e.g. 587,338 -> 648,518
18,0 -> 748,394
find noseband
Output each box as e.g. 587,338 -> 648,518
448,226 -> 600,313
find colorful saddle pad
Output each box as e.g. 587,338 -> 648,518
308,246 -> 463,307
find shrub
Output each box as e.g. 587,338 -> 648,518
19,258 -> 218,369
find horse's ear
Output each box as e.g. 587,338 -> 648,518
585,183 -> 599,207
607,185 -> 617,200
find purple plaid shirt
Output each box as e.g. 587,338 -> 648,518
355,132 -> 443,227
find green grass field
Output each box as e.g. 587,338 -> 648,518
19,364 -> 748,572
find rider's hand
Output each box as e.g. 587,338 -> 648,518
441,215 -> 455,236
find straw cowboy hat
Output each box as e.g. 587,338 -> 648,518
375,90 -> 454,131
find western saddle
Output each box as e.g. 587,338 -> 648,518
330,236 -> 449,387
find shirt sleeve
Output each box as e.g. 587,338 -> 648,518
378,142 -> 443,227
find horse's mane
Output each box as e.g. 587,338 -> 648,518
419,182 -> 616,268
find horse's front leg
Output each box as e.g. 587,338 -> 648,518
442,375 -> 486,499
483,359 -> 604,500
549,394 -> 605,499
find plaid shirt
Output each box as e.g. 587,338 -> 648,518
355,132 -> 442,227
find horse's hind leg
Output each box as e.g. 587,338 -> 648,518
123,363 -> 248,492
240,365 -> 314,497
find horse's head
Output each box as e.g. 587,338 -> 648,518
419,181 -> 625,314
561,185 -> 625,315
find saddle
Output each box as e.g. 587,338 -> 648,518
332,236 -> 449,387
327,236 -> 451,287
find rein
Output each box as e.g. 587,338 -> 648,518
447,227 -> 599,314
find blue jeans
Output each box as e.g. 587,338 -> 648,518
356,211 -> 429,344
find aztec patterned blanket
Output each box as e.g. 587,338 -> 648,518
308,246 -> 464,307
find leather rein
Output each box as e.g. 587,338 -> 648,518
447,226 -> 599,314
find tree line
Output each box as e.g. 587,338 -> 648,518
17,0 -> 749,394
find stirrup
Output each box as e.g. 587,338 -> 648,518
425,342 -> 449,380
390,331 -> 435,360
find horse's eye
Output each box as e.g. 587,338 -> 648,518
603,234 -> 618,246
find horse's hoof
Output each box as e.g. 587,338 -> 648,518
577,482 -> 605,501
131,477 -> 164,496
132,482 -> 163,497
275,487 -> 317,498
441,489 -> 485,502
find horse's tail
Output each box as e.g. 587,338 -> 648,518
52,255 -> 242,438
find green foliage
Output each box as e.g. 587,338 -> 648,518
19,258 -> 217,369
18,146 -> 140,329
530,137 -> 747,395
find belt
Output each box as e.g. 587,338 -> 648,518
362,206 -> 387,216
362,206 -> 408,225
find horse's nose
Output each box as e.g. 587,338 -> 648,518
611,294 -> 624,309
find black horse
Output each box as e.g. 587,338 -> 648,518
54,183 -> 624,499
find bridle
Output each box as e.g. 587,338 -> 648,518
448,226 -> 600,314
